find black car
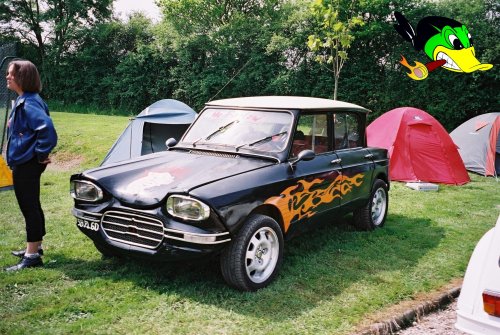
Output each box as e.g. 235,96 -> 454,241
70,96 -> 390,291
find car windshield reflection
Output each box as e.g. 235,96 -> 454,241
182,109 -> 292,153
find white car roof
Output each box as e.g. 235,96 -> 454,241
206,96 -> 370,113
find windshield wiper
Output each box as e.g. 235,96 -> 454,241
204,120 -> 239,141
191,137 -> 202,147
236,131 -> 288,150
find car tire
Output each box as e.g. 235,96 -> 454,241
220,214 -> 284,291
353,179 -> 388,231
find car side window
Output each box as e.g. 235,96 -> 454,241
334,113 -> 361,150
292,114 -> 330,157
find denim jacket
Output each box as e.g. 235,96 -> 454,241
7,92 -> 58,167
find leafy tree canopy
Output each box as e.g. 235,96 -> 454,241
0,0 -> 113,61
0,0 -> 496,130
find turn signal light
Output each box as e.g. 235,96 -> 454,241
483,290 -> 500,317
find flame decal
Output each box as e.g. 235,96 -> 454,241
399,55 -> 429,80
399,55 -> 448,80
265,173 -> 364,232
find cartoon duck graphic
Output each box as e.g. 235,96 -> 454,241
394,11 -> 493,80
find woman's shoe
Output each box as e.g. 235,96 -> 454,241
5,256 -> 44,271
11,248 -> 44,258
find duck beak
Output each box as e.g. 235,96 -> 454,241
433,46 -> 493,73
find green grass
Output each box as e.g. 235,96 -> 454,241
1,111 -> 499,334
47,101 -> 134,117
47,112 -> 130,169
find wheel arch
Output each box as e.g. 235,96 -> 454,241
249,204 -> 286,235
375,172 -> 390,190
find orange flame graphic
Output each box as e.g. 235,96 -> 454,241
399,55 -> 428,80
265,173 -> 364,232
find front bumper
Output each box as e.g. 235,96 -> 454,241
72,207 -> 231,261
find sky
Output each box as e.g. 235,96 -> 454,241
113,0 -> 162,22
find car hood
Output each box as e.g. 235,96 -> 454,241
80,150 -> 273,207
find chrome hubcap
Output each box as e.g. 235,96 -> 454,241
245,227 -> 279,284
371,188 -> 387,226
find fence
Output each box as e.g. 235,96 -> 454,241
0,43 -> 17,155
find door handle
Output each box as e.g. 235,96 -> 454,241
364,154 -> 374,159
331,158 -> 342,164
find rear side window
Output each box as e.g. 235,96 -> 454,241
334,113 -> 361,150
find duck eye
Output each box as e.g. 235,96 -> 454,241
468,33 -> 474,47
449,34 -> 464,50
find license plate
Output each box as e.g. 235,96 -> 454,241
77,218 -> 99,231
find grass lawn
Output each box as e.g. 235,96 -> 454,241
1,111 -> 499,335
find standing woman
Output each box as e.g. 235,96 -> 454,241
5,60 -> 57,271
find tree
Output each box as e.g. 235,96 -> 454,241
0,0 -> 113,63
48,13 -> 168,111
157,0 -> 280,34
158,0 -> 287,109
306,0 -> 364,100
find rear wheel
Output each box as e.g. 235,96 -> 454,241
353,179 -> 388,231
220,214 -> 284,291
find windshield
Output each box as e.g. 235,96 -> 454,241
182,108 -> 293,153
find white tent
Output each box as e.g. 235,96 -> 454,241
450,113 -> 500,177
101,99 -> 196,166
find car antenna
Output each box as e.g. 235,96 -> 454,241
208,57 -> 252,102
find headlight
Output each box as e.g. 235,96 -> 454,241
166,195 -> 210,221
70,180 -> 103,202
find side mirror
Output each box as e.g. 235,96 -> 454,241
296,149 -> 315,162
290,149 -> 315,170
165,138 -> 178,149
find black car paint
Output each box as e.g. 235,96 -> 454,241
71,102 -> 389,263
78,150 -> 273,208
191,152 -> 362,233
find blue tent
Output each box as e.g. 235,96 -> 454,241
101,99 -> 196,166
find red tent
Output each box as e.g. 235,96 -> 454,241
367,107 -> 470,185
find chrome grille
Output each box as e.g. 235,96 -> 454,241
101,210 -> 164,249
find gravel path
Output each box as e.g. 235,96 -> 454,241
394,300 -> 467,335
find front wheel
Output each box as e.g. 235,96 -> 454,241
220,214 -> 284,291
353,179 -> 388,231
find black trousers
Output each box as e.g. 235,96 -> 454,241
12,158 -> 47,242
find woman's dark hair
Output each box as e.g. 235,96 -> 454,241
8,60 -> 42,93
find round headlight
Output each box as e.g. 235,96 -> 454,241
70,180 -> 103,202
166,195 -> 210,221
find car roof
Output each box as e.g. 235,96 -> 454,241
206,96 -> 370,113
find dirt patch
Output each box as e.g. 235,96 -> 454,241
352,278 -> 463,335
394,300 -> 466,335
46,151 -> 85,172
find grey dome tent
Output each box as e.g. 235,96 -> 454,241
450,113 -> 500,177
101,99 -> 196,166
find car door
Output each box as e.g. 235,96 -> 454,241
332,112 -> 374,209
280,112 -> 342,235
